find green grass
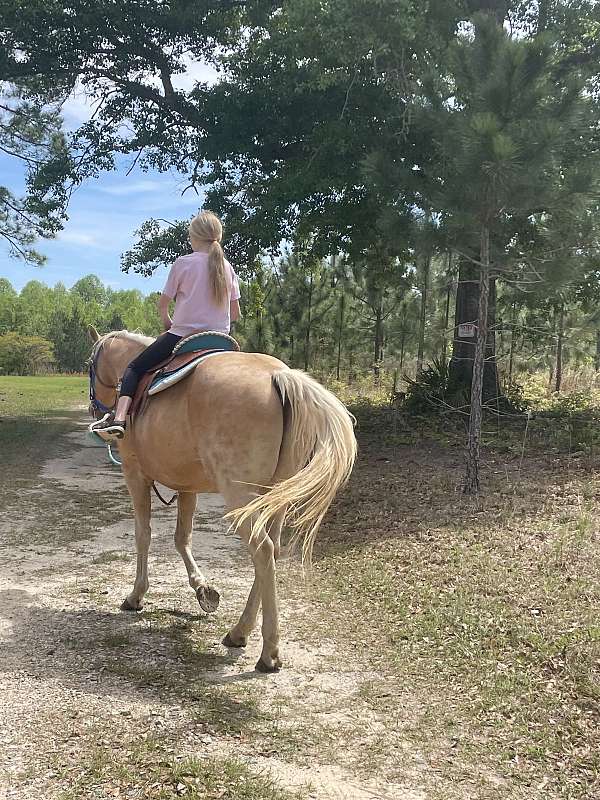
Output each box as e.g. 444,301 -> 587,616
310,406 -> 600,798
0,375 -> 88,478
0,374 -> 88,416
57,734 -> 304,800
317,535 -> 600,781
0,374 -> 125,538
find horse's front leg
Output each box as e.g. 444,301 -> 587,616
223,577 -> 260,649
121,463 -> 152,611
175,491 -> 220,613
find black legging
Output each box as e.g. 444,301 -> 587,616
120,332 -> 182,397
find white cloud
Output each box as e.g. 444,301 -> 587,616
58,230 -> 100,246
61,88 -> 97,129
171,57 -> 219,92
98,179 -> 165,196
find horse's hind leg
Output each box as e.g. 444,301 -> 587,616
121,464 -> 152,612
175,491 -> 220,614
268,507 -> 285,561
223,509 -> 285,650
221,490 -> 281,671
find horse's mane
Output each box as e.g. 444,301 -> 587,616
90,329 -> 154,362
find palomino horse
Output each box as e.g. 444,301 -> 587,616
87,329 -> 356,672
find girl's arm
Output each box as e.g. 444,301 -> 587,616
230,298 -> 241,323
160,259 -> 179,330
228,263 -> 241,324
158,293 -> 173,331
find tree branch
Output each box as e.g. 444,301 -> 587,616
0,229 -> 33,261
0,143 -> 42,164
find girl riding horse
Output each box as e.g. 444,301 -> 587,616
91,210 -> 240,440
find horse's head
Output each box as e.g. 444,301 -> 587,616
87,328 -> 155,418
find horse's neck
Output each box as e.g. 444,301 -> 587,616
107,338 -> 146,381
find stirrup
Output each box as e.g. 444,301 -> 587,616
89,415 -> 126,440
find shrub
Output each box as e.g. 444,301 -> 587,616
0,332 -> 56,375
402,357 -> 470,414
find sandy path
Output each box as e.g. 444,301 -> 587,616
0,418 -> 424,800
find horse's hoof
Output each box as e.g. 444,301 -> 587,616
120,597 -> 142,612
222,632 -> 247,648
196,585 -> 220,614
255,656 -> 282,674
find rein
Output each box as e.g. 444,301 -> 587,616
152,483 -> 178,506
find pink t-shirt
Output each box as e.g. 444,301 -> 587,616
162,252 -> 241,337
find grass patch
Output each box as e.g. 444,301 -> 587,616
57,734 -> 303,799
101,632 -> 131,649
0,375 -> 128,546
0,375 -> 88,483
92,550 -> 130,565
0,375 -> 88,416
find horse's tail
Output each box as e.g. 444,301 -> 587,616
226,369 -> 357,564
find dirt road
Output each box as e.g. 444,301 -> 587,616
0,416 -> 423,800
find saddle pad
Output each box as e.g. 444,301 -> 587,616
148,352 -> 212,396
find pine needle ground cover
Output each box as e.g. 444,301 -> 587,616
312,406 -> 600,799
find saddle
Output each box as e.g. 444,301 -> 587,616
130,331 -> 239,419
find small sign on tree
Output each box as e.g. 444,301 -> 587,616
458,323 -> 476,338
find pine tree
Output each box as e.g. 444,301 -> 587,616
0,86 -> 68,263
432,13 -> 598,492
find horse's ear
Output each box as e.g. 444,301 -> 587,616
88,325 -> 100,343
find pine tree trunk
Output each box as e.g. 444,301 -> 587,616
373,297 -> 383,376
304,271 -> 313,371
464,226 -> 491,496
555,306 -> 564,393
336,290 -> 345,381
441,268 -> 452,364
416,254 -> 430,374
399,318 -> 406,375
508,301 -> 516,385
449,258 -> 500,402
257,309 -> 264,353
595,331 -> 600,372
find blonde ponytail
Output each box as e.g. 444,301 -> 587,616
208,239 -> 228,307
189,211 -> 229,307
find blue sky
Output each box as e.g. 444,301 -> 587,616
1,64 -> 216,295
1,155 -> 206,294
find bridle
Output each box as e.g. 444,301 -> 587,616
88,340 -> 119,418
